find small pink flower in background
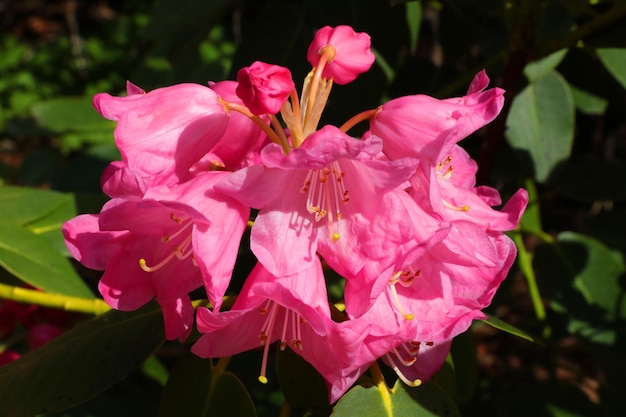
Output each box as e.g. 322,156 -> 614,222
0,351 -> 20,366
27,324 -> 64,349
307,25 -> 375,84
236,62 -> 295,115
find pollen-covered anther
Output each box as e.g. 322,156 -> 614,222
302,162 -> 350,240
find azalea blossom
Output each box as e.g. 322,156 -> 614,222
192,261 -> 348,394
63,167 -> 248,340
215,125 -> 429,281
62,22 -> 528,406
93,83 -> 229,187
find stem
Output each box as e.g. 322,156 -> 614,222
538,3 -> 626,57
513,230 -> 549,336
0,283 -> 110,315
369,361 -> 393,417
340,108 -> 380,134
304,49 -> 332,125
223,101 -> 290,154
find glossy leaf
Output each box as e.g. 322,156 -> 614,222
0,303 -> 165,417
157,354 -> 257,417
480,315 -> 538,343
534,232 -> 626,344
0,186 -> 74,226
569,85 -> 608,115
30,96 -> 114,133
276,347 -> 332,417
597,48 -> 626,90
524,49 -> 568,82
332,379 -> 460,417
506,71 -> 575,182
0,221 -> 92,298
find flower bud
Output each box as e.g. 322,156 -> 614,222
307,25 -> 375,84
236,61 -> 295,115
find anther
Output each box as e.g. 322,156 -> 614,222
384,352 -> 422,387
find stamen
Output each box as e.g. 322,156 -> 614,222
258,303 -> 279,384
442,199 -> 470,212
162,217 -> 193,242
388,278 -> 414,320
139,251 -> 178,272
391,347 -> 417,367
301,162 -> 350,241
384,352 -> 422,387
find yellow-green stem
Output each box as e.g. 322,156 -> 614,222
0,283 -> 110,315
513,230 -> 549,337
369,361 -> 393,417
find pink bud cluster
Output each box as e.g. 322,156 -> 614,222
63,25 -> 527,402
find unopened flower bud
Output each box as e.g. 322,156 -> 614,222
307,25 -> 375,84
236,61 -> 295,115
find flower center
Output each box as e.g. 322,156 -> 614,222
436,155 -> 470,212
256,300 -> 307,384
139,213 -> 196,272
300,161 -> 350,241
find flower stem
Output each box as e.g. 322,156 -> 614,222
369,361 -> 393,417
513,230 -> 549,337
0,283 -> 110,315
340,108 -> 380,134
222,100 -> 290,154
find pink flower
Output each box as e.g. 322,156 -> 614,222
307,25 -> 375,84
215,125 -> 423,280
93,83 -> 229,186
370,70 -> 505,162
419,143 -> 528,231
63,168 -> 248,340
370,70 -> 527,231
27,324 -> 64,349
192,261 -> 349,398
236,62 -> 295,115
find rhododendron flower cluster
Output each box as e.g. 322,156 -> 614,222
63,24 -> 527,402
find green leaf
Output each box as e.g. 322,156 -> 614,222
157,354 -> 257,417
0,186 -> 74,226
0,221 -> 92,298
597,48 -> 626,90
30,96 -> 114,133
569,85 -> 608,115
0,303 -> 165,417
276,347 -> 332,417
332,380 -> 460,417
480,315 -> 538,343
534,232 -> 626,344
524,49 -> 568,82
506,71 -> 575,182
